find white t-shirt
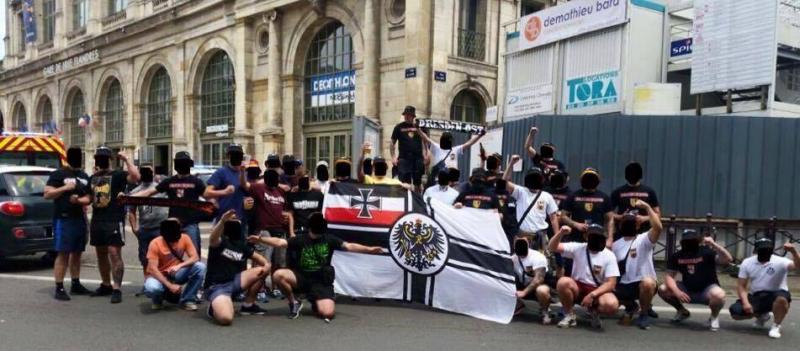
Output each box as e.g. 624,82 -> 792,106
423,185 -> 460,205
561,242 -> 620,287
738,255 -> 793,293
512,250 -> 549,286
429,142 -> 463,169
511,187 -> 558,233
612,232 -> 657,284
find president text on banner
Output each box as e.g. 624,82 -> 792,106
518,0 -> 627,51
323,183 -> 516,324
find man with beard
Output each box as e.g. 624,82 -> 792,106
88,146 -> 140,303
390,105 -> 426,192
549,224 -> 619,329
610,200 -> 662,330
205,144 -> 248,227
454,168 -> 500,212
658,230 -> 732,331
133,151 -> 207,257
204,210 -> 271,324
512,237 -> 555,324
729,239 -> 799,339
45,146 -> 92,300
525,127 -> 565,182
249,213 -> 383,322
143,219 -> 206,311
503,156 -> 559,250
129,165 -> 169,272
610,162 -> 661,236
416,129 -> 484,188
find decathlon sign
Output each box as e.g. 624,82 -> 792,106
518,0 -> 627,51
310,70 -> 356,107
563,70 -> 620,111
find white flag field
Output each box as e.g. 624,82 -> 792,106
322,182 -> 516,324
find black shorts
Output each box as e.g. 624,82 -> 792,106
204,273 -> 244,302
294,270 -> 335,301
398,158 -> 424,186
90,221 -> 125,247
730,290 -> 792,317
614,281 -> 641,302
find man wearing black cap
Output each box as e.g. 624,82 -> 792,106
525,127 -> 565,182
204,144 -> 247,225
390,105 -> 426,192
133,151 -> 207,257
610,162 -> 661,236
658,229 -> 732,331
730,239 -> 799,339
560,168 -> 613,241
549,224 -> 620,329
454,168 -> 500,211
44,146 -> 92,300
88,146 -> 140,303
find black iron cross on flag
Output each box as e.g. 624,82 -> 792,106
351,188 -> 381,218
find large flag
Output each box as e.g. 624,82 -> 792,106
323,182 -> 516,324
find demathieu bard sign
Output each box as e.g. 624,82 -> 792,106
518,0 -> 627,51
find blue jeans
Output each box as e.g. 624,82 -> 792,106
144,262 -> 207,305
136,228 -> 160,269
182,223 -> 201,258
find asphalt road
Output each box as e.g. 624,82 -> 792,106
1,227 -> 798,351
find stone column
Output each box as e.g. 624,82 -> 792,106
363,0 -> 379,119
232,19 -> 253,151
404,0 -> 433,116
259,9 -> 283,157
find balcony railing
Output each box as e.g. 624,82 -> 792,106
458,28 -> 486,61
102,10 -> 128,26
152,0 -> 169,8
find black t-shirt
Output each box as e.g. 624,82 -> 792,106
562,189 -> 610,225
546,186 -> 572,209
46,168 -> 90,219
204,239 -> 254,288
89,169 -> 129,223
610,184 -> 660,215
287,190 -> 324,230
532,156 -> 566,182
494,189 -> 518,231
391,121 -> 425,159
667,246 -> 719,292
155,175 -> 207,224
455,185 -> 500,210
287,234 -> 344,274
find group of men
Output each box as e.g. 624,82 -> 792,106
44,107 -> 798,338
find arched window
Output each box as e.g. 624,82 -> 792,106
200,51 -> 235,133
104,79 -> 124,144
450,90 -> 483,124
13,103 -> 27,131
304,21 -> 354,123
68,90 -> 86,147
147,67 -> 172,138
38,97 -> 53,132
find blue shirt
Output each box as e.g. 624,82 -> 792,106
208,165 -> 246,221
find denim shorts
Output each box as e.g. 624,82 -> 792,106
204,273 -> 243,303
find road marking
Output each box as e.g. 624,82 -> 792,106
650,305 -> 730,316
0,273 -> 132,285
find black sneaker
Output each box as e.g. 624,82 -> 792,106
287,301 -> 304,319
239,304 -> 268,315
54,287 -> 71,301
110,289 -> 122,304
70,282 -> 91,295
90,284 -> 113,297
647,308 -> 659,319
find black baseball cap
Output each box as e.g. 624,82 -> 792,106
94,146 -> 113,157
402,105 -> 416,116
587,224 -> 606,236
266,153 -> 281,168
373,156 -> 387,164
470,168 -> 486,179
174,151 -> 192,161
754,237 -> 774,251
227,144 -> 243,154
681,229 -> 702,241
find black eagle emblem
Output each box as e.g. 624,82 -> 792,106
392,218 -> 446,272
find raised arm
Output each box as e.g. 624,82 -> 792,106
525,127 -> 538,159
416,127 -> 434,145
704,236 -> 733,265
633,200 -> 663,243
239,166 -> 252,193
209,210 -> 237,248
548,225 -> 572,254
785,242 -> 799,270
357,143 -> 368,183
461,131 -> 485,149
118,152 -> 140,184
503,155 -> 521,193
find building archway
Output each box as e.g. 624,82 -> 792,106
36,96 -> 54,133
140,65 -> 173,174
450,89 -> 485,124
13,102 -> 27,132
65,89 -> 87,148
100,77 -> 125,148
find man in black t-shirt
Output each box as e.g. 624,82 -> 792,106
133,151 -> 207,257
88,146 -> 140,303
287,176 -> 324,234
454,168 -> 500,211
610,162 -> 661,236
250,212 -> 382,322
204,210 -> 270,325
658,230 -> 733,331
391,105 -> 426,192
525,127 -> 566,184
44,146 -> 92,301
560,168 -> 613,243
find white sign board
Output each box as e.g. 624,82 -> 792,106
563,70 -> 621,112
485,106 -> 498,124
505,84 -> 553,120
690,0 -> 778,94
469,127 -> 503,171
518,0 -> 627,51
206,124 -> 229,133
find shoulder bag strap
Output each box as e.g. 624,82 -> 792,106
585,246 -> 601,286
516,189 -> 543,230
166,242 -> 184,263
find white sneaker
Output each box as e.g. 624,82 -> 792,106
557,313 -> 577,328
768,325 -> 781,339
753,313 -> 771,328
709,317 -> 720,332
542,309 -> 553,325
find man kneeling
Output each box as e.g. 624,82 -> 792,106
204,210 -> 271,325
549,224 -> 620,329
144,219 -> 206,311
729,239 -> 799,339
512,237 -> 555,325
249,212 -> 382,322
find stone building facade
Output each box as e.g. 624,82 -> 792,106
0,0 -> 520,173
